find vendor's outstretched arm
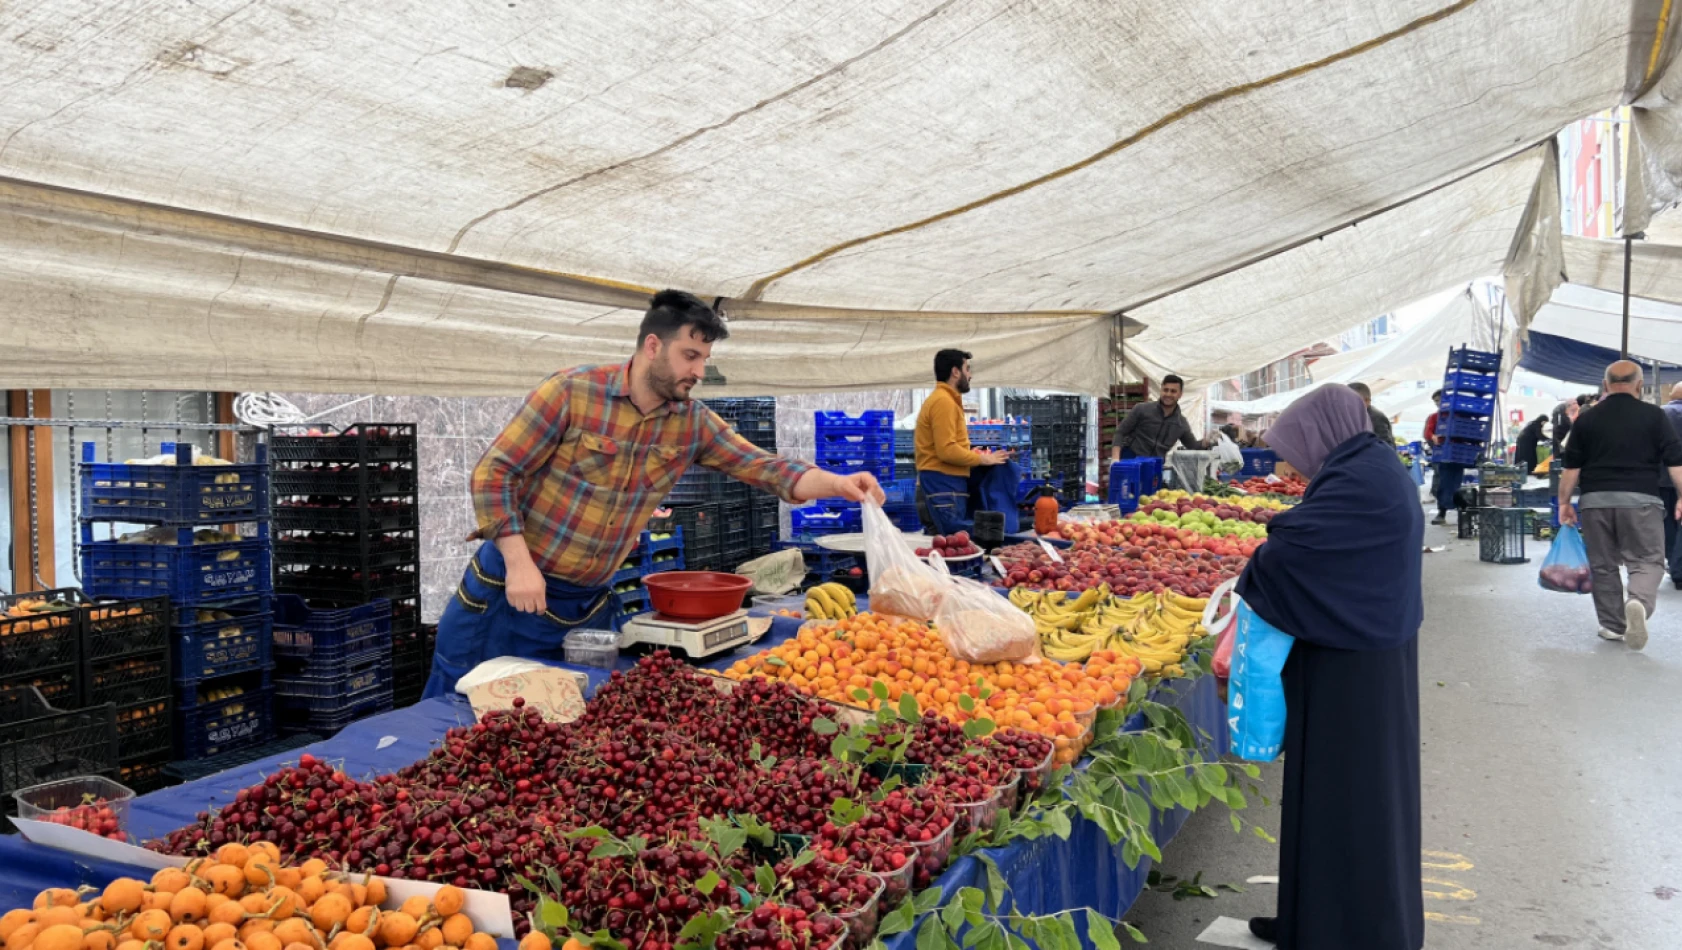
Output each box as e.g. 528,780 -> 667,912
793,469 -> 886,505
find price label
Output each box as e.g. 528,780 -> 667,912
1038,539 -> 1064,563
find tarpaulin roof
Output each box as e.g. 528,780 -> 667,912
0,0 -> 1675,395
1518,329 -> 1682,387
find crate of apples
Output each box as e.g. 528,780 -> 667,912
915,531 -> 979,558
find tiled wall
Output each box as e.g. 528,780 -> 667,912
280,388 -> 911,622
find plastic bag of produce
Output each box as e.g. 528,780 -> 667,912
864,500 -> 951,620
1537,524 -> 1593,594
1203,578 -> 1240,679
1228,600 -> 1294,762
934,573 -> 1041,664
1211,430 -> 1244,473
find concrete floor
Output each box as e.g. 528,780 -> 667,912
1126,513 -> 1682,948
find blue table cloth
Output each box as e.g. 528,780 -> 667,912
1,614 -> 1228,936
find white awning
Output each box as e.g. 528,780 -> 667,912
0,1 -> 1670,394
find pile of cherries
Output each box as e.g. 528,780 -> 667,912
151,653 -> 1053,947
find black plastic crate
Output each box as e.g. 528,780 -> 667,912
1477,508 -> 1530,565
275,564 -> 419,606
392,626 -> 434,709
390,596 -> 420,636
665,467 -> 753,505
661,503 -> 721,547
274,500 -> 419,534
274,530 -> 420,571
277,687 -> 393,738
119,758 -> 173,795
0,667 -> 81,710
277,647 -> 390,702
0,589 -> 84,682
1004,395 -> 1086,426
272,464 -> 419,499
270,424 -> 418,463
83,595 -> 170,662
2,686 -> 119,825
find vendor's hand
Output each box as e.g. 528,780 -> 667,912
1559,502 -> 1577,527
831,471 -> 886,505
505,559 -> 548,614
976,450 -> 1005,466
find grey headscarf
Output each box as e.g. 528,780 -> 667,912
1266,385 -> 1373,479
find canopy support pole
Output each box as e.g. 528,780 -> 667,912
1622,235 -> 1633,358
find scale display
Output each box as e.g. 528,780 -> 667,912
620,609 -> 753,658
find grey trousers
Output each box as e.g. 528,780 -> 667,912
1580,506 -> 1666,634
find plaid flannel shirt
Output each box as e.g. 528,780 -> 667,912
471,363 -> 814,587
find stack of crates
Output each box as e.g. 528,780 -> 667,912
968,419 -> 1033,452
657,502 -> 720,572
603,528 -> 687,629
1097,384 -> 1147,493
816,411 -> 896,480
271,424 -> 421,698
271,595 -> 393,737
893,430 -> 917,482
750,495 -> 781,558
392,623 -> 437,709
77,440 -> 274,764
1433,348 -> 1501,466
1004,396 -> 1089,503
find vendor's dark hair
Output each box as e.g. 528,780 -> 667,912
640,290 -> 729,344
1431,389 -> 1443,401
935,349 -> 972,383
1162,374 -> 1185,389
1347,382 -> 1371,399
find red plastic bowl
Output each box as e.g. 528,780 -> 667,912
641,571 -> 754,620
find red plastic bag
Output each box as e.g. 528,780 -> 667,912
1204,578 -> 1240,679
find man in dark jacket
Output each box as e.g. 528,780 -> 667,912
1559,362 -> 1682,650
1348,382 -> 1394,445
1514,415 -> 1548,476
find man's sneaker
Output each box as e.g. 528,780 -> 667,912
1430,515 -> 1447,526
1598,628 -> 1626,642
1672,576 -> 1682,591
1625,601 -> 1649,651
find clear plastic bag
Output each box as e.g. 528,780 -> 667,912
934,573 -> 1040,664
1211,430 -> 1244,473
1537,524 -> 1593,594
864,501 -> 951,621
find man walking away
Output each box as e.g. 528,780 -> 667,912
1662,382 -> 1682,588
1558,361 -> 1682,650
1424,390 -> 1466,526
1110,375 -> 1203,461
1349,383 -> 1394,445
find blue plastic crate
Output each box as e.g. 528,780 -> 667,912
814,410 -> 894,436
1432,441 -> 1484,465
271,595 -> 391,660
1446,347 -> 1501,373
791,506 -> 859,538
80,442 -> 270,525
638,526 -> 685,563
1107,460 -> 1147,505
81,524 -> 273,604
881,478 -> 918,504
275,649 -> 391,701
815,457 -> 896,481
1437,413 -> 1492,442
1440,391 -> 1496,416
172,598 -> 274,684
277,688 -> 392,737
176,677 -> 273,760
1444,370 -> 1498,395
773,540 -> 860,576
1237,449 -> 1277,478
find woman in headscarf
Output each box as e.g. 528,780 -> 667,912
1240,384 -> 1425,950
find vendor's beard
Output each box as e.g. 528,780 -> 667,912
650,362 -> 699,402
956,377 -> 971,394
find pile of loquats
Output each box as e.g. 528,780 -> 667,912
0,842 -> 544,950
725,612 -> 1140,765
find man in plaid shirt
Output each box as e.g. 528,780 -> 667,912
425,290 -> 885,696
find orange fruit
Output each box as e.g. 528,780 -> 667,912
200,927 -> 237,950
101,881 -> 146,917
518,935 -> 552,950
35,925 -> 85,950
439,916 -> 471,948
131,910 -> 172,942
308,894 -> 351,934
167,925 -> 206,950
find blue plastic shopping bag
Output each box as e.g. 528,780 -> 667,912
1227,599 -> 1295,762
1537,524 -> 1593,594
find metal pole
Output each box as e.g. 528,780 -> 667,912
1622,235 -> 1633,358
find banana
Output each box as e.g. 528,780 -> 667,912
806,586 -> 841,620
824,583 -> 858,609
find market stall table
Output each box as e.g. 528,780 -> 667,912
0,613 -> 1228,936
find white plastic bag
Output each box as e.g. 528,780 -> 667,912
934,573 -> 1040,664
1211,430 -> 1244,472
864,501 -> 950,620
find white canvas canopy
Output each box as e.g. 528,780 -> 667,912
0,1 -> 1674,395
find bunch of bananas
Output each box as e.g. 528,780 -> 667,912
805,583 -> 858,620
1013,586 -> 1208,676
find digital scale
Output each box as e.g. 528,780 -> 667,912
619,609 -> 756,659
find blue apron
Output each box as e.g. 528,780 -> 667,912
422,541 -> 613,698
918,470 -> 972,536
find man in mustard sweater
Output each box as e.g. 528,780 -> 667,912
914,349 -> 1009,535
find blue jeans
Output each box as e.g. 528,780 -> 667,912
1663,488 -> 1682,580
1435,463 -> 1467,516
918,470 -> 972,536
423,542 -> 613,698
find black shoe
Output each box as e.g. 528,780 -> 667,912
1673,577 -> 1682,591
1430,515 -> 1447,526
1248,917 -> 1278,944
